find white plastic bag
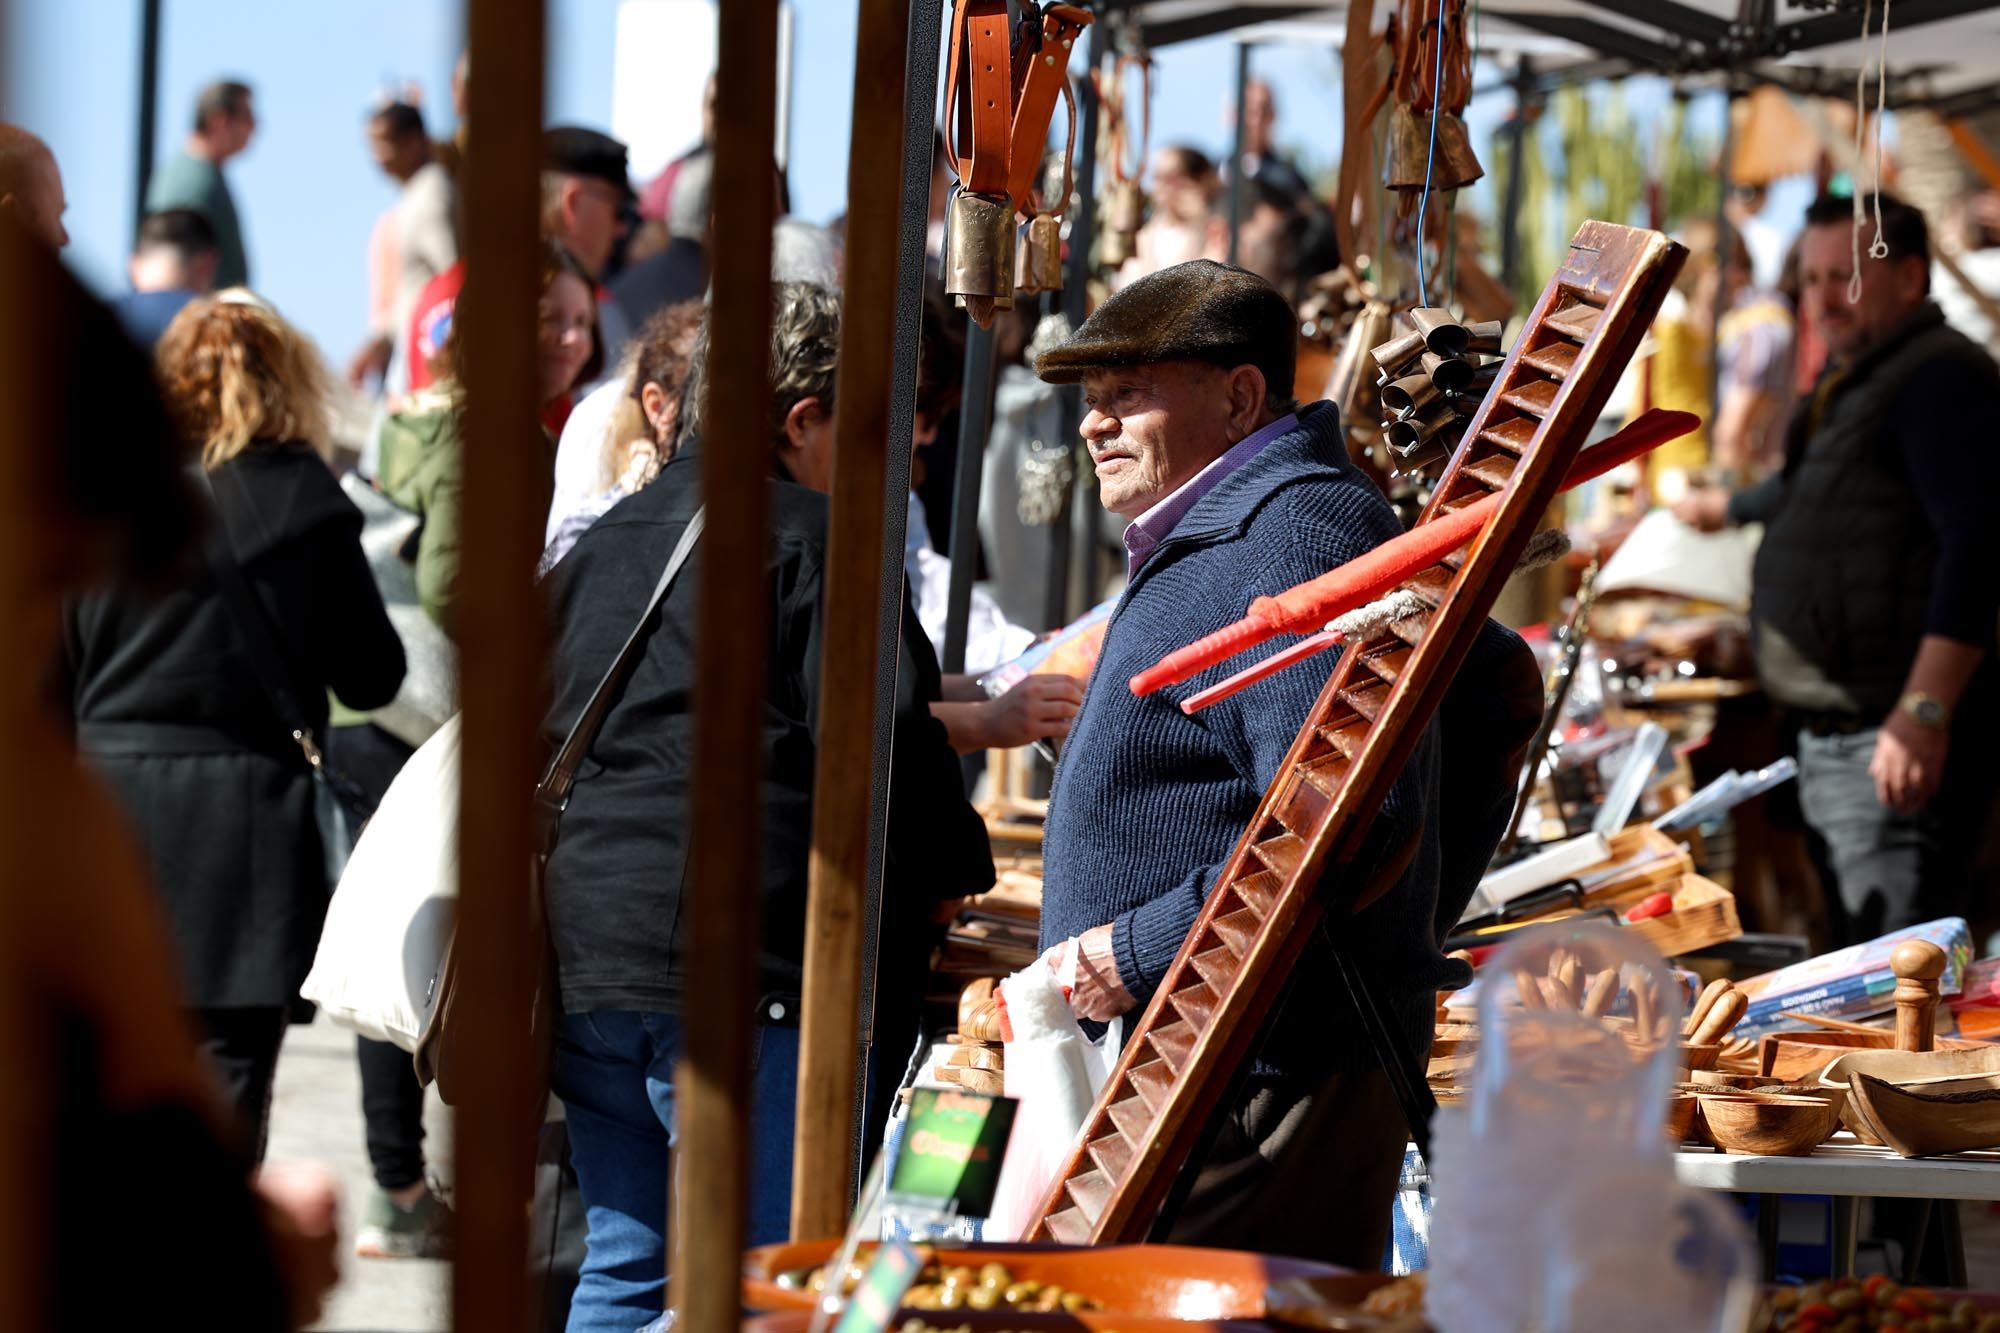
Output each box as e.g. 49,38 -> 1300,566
983,943 -> 1122,1240
300,713 -> 460,1049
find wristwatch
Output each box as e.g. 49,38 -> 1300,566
1898,690 -> 1951,730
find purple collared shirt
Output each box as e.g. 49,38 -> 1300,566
1123,413 -> 1298,578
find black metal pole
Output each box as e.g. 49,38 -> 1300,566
1498,57 -> 1533,293
133,0 -> 163,242
1046,12 -> 1104,632
1224,41 -> 1240,266
942,320 -> 998,674
850,0 -> 944,1190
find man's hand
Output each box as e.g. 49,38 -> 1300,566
1044,924 -> 1136,1021
1871,712 -> 1948,814
1672,486 -> 1731,533
346,334 -> 393,389
981,674 -> 1084,749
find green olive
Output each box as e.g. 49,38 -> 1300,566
978,1263 -> 1011,1289
904,1284 -> 941,1311
1061,1291 -> 1091,1312
1002,1282 -> 1037,1306
935,1285 -> 964,1311
966,1286 -> 999,1311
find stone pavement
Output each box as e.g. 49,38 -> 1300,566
268,1016 -> 450,1333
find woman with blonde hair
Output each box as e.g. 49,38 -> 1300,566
64,289 -> 405,1157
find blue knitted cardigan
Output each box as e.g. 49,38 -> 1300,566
1041,400 -> 1474,1077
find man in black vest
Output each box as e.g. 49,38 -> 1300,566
1680,193 -> 1999,943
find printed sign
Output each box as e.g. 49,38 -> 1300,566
830,1241 -> 924,1333
889,1088 -> 1018,1217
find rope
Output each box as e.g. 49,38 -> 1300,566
1415,0 -> 1448,305
1870,0 -> 1893,260
1323,528 -> 1572,639
1848,0 -> 1875,304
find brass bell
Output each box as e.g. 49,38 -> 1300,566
1370,327 -> 1426,378
1384,105 -> 1486,193
946,189 -> 1017,329
1382,373 -> 1440,418
1431,112 -> 1486,191
1385,398 -> 1459,457
1016,213 -> 1065,296
1100,179 -> 1145,267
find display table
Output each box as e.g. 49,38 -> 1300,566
1673,1134 -> 2000,1281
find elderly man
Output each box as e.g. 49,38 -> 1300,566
1035,260 -> 1539,1266
0,123 -> 68,250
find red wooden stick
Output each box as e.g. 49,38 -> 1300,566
1128,409 -> 1698,696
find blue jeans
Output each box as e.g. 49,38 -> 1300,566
552,1011 -> 799,1333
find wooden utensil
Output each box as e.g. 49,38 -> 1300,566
1852,1071 -> 2000,1158
1684,979 -> 1733,1039
1690,988 -> 1750,1047
1893,939 -> 1948,1054
1581,970 -> 1619,1019
1699,1092 -> 1841,1156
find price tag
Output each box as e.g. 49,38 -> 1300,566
829,1240 -> 925,1333
889,1087 -> 1018,1217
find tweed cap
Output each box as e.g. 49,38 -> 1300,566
1036,259 -> 1296,397
544,126 -> 633,198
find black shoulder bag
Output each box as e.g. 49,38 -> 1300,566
415,506 -> 706,1107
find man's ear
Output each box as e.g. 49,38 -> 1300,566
561,177 -> 586,231
1227,364 -> 1268,430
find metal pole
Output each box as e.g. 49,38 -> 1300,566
133,0 -> 163,242
792,0 -> 914,1242
1227,41 -> 1252,266
452,0 -> 545,1324
1047,12 -> 1103,631
1710,83 -> 1737,433
677,0 -> 779,1325
941,319 -> 998,674
1498,57 -> 1533,293
843,0 -> 947,1200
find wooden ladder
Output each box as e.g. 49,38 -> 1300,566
1025,220 -> 1687,1246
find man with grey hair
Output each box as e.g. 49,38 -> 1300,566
146,79 -> 255,288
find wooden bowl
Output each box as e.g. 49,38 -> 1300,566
747,1314 -> 1275,1333
1820,1047 -> 2000,1145
1689,1070 -> 1785,1092
1759,1031 -> 1986,1084
1682,1042 -> 1723,1072
1699,1092 -> 1842,1156
741,1241 -> 1357,1316
1666,1091 -> 1697,1142
1851,1072 -> 2000,1158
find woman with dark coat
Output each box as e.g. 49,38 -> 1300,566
64,290 -> 405,1157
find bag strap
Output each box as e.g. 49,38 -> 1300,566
197,470 -> 324,768
536,505 -> 707,815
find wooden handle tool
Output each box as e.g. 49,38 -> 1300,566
1581,969 -> 1619,1019
1514,968 -> 1546,1009
1892,939 -> 1948,1053
1690,988 -> 1749,1046
1632,971 -> 1658,1043
1683,979 -> 1733,1038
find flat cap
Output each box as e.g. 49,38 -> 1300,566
544,125 -> 633,197
1036,259 -> 1296,398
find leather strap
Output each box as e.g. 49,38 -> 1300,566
534,505 -> 706,844
1007,4 -> 1092,211
945,0 -> 1013,197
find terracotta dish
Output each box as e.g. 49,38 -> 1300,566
1851,1072 -> 2000,1158
1700,1092 -> 1841,1156
741,1242 -> 1355,1317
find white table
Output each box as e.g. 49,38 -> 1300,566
1673,1134 -> 2000,1280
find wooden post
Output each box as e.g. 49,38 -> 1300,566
1892,940 -> 1947,1055
1947,117 -> 2000,193
791,0 -> 914,1242
676,0 -> 779,1326
1333,0 -> 1377,274
1226,41 -> 1251,266
452,0 -> 547,1327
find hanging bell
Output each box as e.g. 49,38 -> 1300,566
1371,327 -> 1426,379
946,189 -> 1017,329
1101,179 -> 1146,267
1384,104 -> 1429,192
1016,212 -> 1066,296
1431,112 -> 1486,191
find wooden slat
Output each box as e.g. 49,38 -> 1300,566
791,0 -> 914,1240
1462,453 -> 1518,490
1250,832 -> 1305,877
1521,340 -> 1578,379
677,1 -> 780,1327
453,0 -> 548,1328
1500,378 -> 1560,416
1481,416 -> 1538,454
1545,299 -> 1604,341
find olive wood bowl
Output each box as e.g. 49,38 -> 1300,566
1700,1092 -> 1842,1156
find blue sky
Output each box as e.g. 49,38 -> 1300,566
5,2 -> 1730,365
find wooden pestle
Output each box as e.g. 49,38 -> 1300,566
1892,939 -> 1948,1053
1690,988 -> 1749,1046
1581,969 -> 1619,1019
1683,978 -> 1733,1038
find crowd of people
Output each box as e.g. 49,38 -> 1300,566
1,45 -> 1998,1333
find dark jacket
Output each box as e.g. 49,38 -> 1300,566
1745,302 -> 2000,718
540,442 -> 993,1021
64,444 -> 405,1008
1039,402 -> 1537,1077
